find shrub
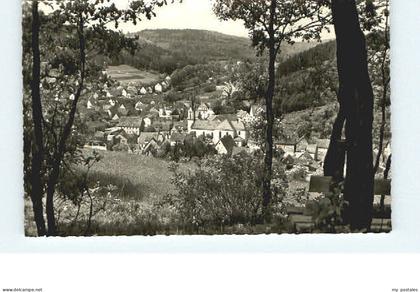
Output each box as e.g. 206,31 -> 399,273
304,181 -> 350,233
165,152 -> 287,229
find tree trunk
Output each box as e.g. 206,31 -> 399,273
45,16 -> 86,236
331,0 -> 374,231
262,0 -> 277,222
324,106 -> 346,182
29,0 -> 47,236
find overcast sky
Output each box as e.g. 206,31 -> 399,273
40,0 -> 334,40
115,0 -> 250,37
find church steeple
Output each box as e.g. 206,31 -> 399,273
187,107 -> 194,132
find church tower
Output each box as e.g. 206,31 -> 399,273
187,107 -> 194,132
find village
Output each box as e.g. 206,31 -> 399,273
80,64 -> 364,186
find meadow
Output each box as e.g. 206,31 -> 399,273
25,150 -> 197,236
106,65 -> 162,85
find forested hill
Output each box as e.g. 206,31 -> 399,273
135,29 -> 256,62
275,40 -> 338,113
111,29 -> 317,74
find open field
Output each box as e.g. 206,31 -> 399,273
106,64 -> 162,85
81,150 -> 194,201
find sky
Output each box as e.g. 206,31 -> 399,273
39,0 -> 334,40
115,0 -> 250,37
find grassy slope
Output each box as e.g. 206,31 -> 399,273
83,150 -> 194,201
106,64 -> 162,85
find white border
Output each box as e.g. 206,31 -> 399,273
1,0 -> 420,253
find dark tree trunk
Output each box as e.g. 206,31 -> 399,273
45,16 -> 86,236
262,0 -> 277,222
331,0 -> 374,231
324,106 -> 346,182
29,0 -> 47,236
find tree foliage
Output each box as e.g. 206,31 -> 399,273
23,0 -> 177,236
213,0 -> 331,221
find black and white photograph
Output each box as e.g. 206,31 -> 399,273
21,0 -> 392,237
2,0 -> 420,291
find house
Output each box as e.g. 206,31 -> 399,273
161,81 -> 168,90
154,83 -> 163,93
187,108 -> 248,144
138,132 -> 165,148
143,138 -> 160,156
140,87 -> 147,95
115,132 -> 129,145
296,138 -> 309,152
118,104 -> 128,116
296,151 -> 315,166
275,139 -> 299,156
197,103 -> 212,120
307,144 -> 319,160
104,127 -> 124,145
117,117 -> 144,135
316,139 -> 330,162
142,116 -> 154,129
87,99 -> 94,109
84,141 -> 107,151
215,135 -> 236,156
250,104 -> 264,117
230,121 -> 247,140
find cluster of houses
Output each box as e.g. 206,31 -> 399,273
82,70 -> 392,175
84,87 -> 338,165
84,101 -> 252,157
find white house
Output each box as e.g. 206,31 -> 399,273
87,99 -> 94,109
154,83 -> 163,93
143,116 -> 153,128
140,87 -> 147,95
187,108 -> 248,144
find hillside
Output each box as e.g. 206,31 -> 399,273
137,29 -> 317,61
113,29 -> 317,74
136,29 -> 256,62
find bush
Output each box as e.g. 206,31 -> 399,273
165,152 -> 287,229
